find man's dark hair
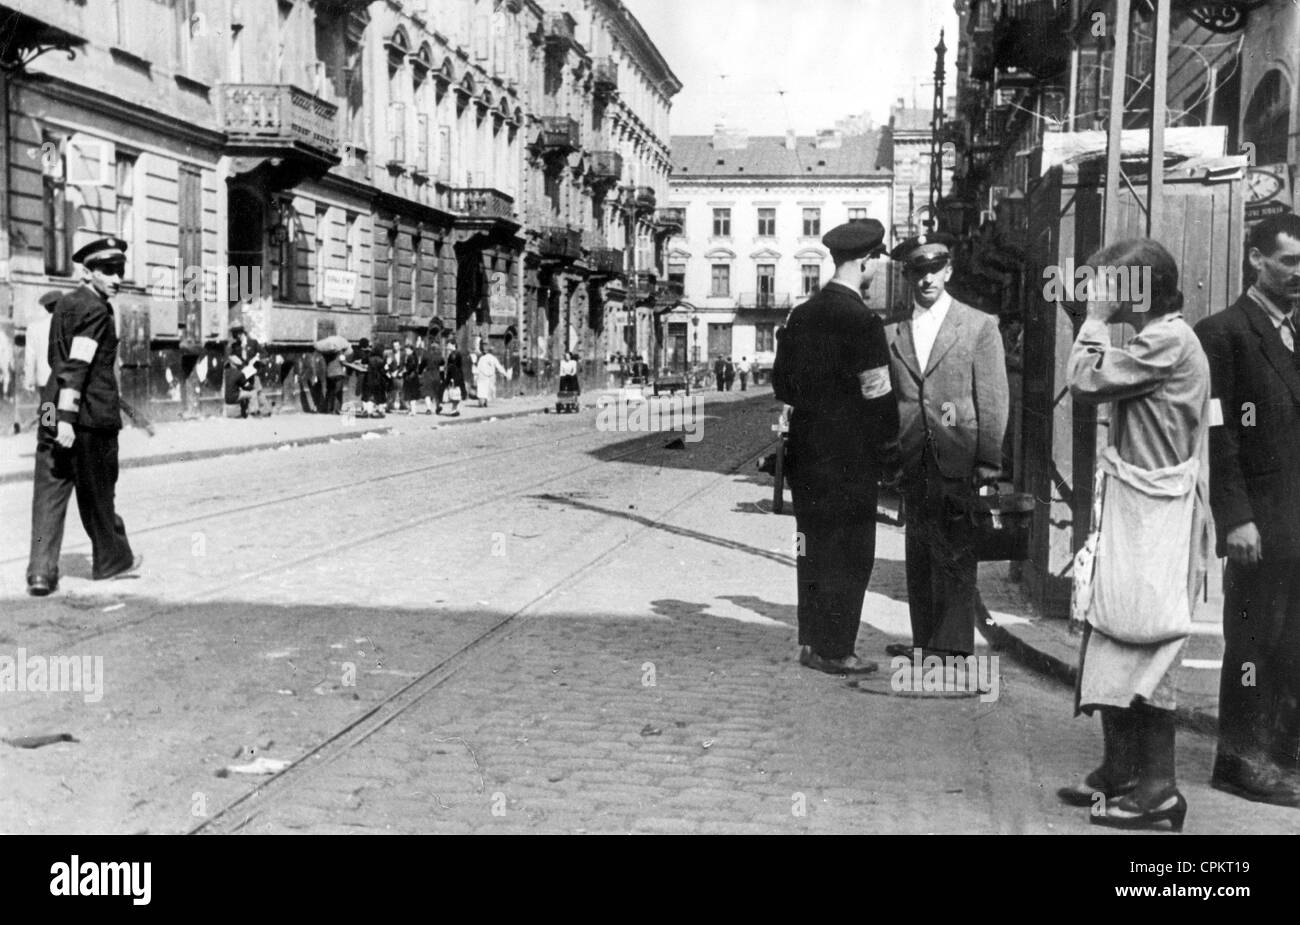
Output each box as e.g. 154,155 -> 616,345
1085,237 -> 1184,316
1247,212 -> 1300,256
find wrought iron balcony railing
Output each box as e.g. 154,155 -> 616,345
992,0 -> 1070,79
655,208 -> 685,234
738,292 -> 793,310
539,116 -> 581,154
590,247 -> 626,276
593,57 -> 619,96
539,226 -> 582,260
632,185 -> 656,212
588,150 -> 623,182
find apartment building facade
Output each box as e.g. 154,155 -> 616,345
0,0 -> 677,425
664,128 -> 893,377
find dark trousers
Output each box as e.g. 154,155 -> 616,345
27,428 -> 134,584
793,513 -> 877,660
739,373 -> 748,391
903,464 -> 978,655
1219,559 -> 1300,769
714,374 -> 724,391
325,376 -> 346,413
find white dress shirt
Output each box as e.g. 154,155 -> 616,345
912,291 -> 953,371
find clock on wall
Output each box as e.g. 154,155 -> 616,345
1246,167 -> 1284,204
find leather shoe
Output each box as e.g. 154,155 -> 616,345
1057,769 -> 1139,807
99,554 -> 144,581
885,643 -> 959,662
1210,754 -> 1300,808
798,645 -> 812,666
27,576 -> 56,597
804,652 -> 878,676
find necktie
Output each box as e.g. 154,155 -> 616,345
1286,316 -> 1300,373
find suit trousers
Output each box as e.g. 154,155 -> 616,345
793,511 -> 877,660
903,461 -> 978,655
28,428 -> 134,583
1219,559 -> 1300,769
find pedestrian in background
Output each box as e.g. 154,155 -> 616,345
416,339 -> 439,415
772,220 -> 897,675
402,341 -> 423,415
1195,212 -> 1300,808
361,347 -> 388,418
1062,238 -> 1208,831
442,340 -> 465,416
27,237 -> 141,596
324,348 -> 347,414
713,355 -> 725,391
723,356 -> 736,391
224,322 -> 269,418
885,232 -> 1007,662
474,347 -> 510,408
385,340 -> 405,412
559,350 -> 580,395
737,356 -> 751,391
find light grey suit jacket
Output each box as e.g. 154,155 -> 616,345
886,298 -> 1009,481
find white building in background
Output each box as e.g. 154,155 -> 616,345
663,127 -> 893,377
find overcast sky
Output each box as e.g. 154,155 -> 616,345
622,0 -> 959,137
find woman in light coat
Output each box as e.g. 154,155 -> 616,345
1060,238 -> 1211,832
474,348 -> 509,407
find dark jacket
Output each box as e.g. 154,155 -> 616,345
443,348 -> 466,388
224,336 -> 262,403
1195,293 -> 1300,559
772,281 -> 900,521
41,284 -> 121,431
363,353 -> 388,401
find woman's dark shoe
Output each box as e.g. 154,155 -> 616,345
1056,769 -> 1139,807
1090,786 -> 1187,832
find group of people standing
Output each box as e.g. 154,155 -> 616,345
712,355 -> 752,392
772,211 -> 1300,831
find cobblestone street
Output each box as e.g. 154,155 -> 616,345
0,389 -> 1295,834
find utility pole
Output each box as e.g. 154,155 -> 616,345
929,30 -> 947,221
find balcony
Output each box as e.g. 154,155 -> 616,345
632,185 -> 656,213
587,150 -> 623,185
449,187 -> 518,229
969,28 -> 995,82
631,269 -> 657,300
656,279 -> 684,303
738,292 -> 793,311
589,247 -> 626,277
222,84 -> 340,181
993,0 -> 1070,79
593,58 -> 619,98
655,208 -> 684,235
538,116 -> 581,156
543,13 -> 578,53
539,226 -> 582,261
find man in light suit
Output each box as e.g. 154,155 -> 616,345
885,233 -> 1008,659
1195,212 -> 1300,807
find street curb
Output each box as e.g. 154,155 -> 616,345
975,592 -> 1219,737
0,402 -> 558,486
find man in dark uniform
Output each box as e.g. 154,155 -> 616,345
26,237 -> 141,596
773,220 -> 898,675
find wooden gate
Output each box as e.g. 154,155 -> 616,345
1015,160 -> 1246,618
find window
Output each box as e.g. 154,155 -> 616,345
848,208 -> 869,223
278,201 -> 301,302
388,101 -> 406,163
801,264 -> 821,296
345,212 -> 361,308
315,206 -> 329,304
755,323 -> 775,353
756,264 -> 775,306
757,207 -> 775,236
42,134 -> 74,277
438,125 -> 452,183
710,263 -> 730,297
114,152 -> 137,282
668,262 -> 686,292
417,114 -> 430,173
802,208 -> 821,237
410,234 -> 422,315
712,208 -> 731,237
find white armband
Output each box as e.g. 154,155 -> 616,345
859,364 -> 892,400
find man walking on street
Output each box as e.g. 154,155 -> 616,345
1195,212 -> 1300,807
773,220 -> 898,675
27,237 -> 142,596
713,355 -> 725,391
737,356 -> 751,391
885,232 -> 1008,660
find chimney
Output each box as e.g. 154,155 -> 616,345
815,129 -> 842,150
784,130 -> 797,151
712,124 -> 748,150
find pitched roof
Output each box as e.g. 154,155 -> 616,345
671,132 -> 891,179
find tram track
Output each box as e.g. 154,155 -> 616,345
187,423 -> 773,834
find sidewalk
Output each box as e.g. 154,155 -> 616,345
976,560 -> 1225,735
0,383 -> 771,485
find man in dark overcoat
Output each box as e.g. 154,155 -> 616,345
1195,212 -> 1300,807
772,220 -> 898,674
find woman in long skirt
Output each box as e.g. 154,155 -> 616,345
474,349 -> 509,408
1060,238 -> 1211,831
